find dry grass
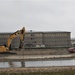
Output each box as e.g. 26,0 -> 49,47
0,66 -> 75,75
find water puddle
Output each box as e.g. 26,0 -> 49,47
0,59 -> 75,68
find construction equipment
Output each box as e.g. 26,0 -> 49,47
68,44 -> 75,53
68,47 -> 75,53
0,27 -> 25,53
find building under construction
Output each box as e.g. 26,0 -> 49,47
0,31 -> 71,49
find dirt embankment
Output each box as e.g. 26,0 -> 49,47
0,66 -> 75,73
12,48 -> 69,55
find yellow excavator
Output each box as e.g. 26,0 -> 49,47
0,27 -> 25,53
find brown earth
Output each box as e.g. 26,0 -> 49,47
0,66 -> 75,73
12,48 -> 70,55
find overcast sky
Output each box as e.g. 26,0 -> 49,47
0,0 -> 75,38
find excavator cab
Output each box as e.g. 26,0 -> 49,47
0,46 -> 8,52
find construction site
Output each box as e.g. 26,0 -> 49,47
0,27 -> 75,75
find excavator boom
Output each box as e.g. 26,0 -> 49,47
0,27 -> 25,53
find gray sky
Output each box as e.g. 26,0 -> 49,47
0,0 -> 75,38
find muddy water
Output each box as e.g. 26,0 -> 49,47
0,59 -> 75,68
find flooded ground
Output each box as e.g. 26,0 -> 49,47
0,58 -> 75,68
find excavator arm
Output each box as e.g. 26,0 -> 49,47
7,27 -> 25,50
19,27 -> 25,49
0,27 -> 25,53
